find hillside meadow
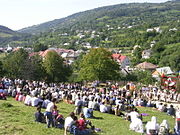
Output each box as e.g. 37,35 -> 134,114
0,98 -> 176,135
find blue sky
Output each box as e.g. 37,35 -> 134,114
0,0 -> 168,30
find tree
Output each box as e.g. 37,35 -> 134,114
0,61 -> 4,77
78,48 -> 120,82
33,42 -> 48,52
72,52 -> 85,72
30,55 -> 46,81
133,47 -> 142,60
43,50 -> 72,82
3,48 -> 33,79
134,70 -> 155,85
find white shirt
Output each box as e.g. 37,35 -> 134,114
100,104 -> 107,113
64,117 -> 74,128
24,95 -> 31,105
42,99 -> 51,108
75,99 -> 83,107
31,97 -> 42,107
129,111 -> 140,122
88,101 -> 93,109
145,121 -> 159,134
46,102 -> 54,112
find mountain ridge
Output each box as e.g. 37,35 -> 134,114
18,1 -> 177,34
0,25 -> 16,34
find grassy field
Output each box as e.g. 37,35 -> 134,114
0,98 -> 176,135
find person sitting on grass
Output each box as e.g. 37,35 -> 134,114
56,114 -> 65,129
167,105 -> 176,117
128,107 -> 141,122
83,104 -> 93,118
158,120 -> 170,135
52,105 -> 59,127
64,112 -> 77,135
35,106 -> 45,123
77,113 -> 95,135
145,116 -> 159,135
100,102 -> 108,113
114,104 -> 124,117
0,92 -> 7,100
129,117 -> 144,134
74,96 -> 83,115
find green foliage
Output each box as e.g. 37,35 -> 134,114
0,60 -> 5,77
72,52 -> 85,72
3,49 -> 46,80
133,47 -> 142,60
157,43 -> 180,71
3,48 -> 32,79
0,25 -> 32,47
43,50 -> 72,82
30,55 -> 46,81
33,42 -> 48,52
135,70 -> 156,85
126,70 -> 155,85
78,48 -> 120,81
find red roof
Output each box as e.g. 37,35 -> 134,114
119,55 -> 126,62
39,50 -> 56,57
29,48 -> 75,58
29,52 -> 39,57
112,54 -> 127,62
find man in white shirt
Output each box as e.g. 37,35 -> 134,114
75,97 -> 83,115
64,112 -> 75,135
45,98 -> 56,128
100,102 -> 107,113
128,108 -> 140,122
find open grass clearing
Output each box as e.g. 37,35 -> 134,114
0,98 -> 176,135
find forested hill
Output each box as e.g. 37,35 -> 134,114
16,1 -> 180,71
18,1 -> 180,34
0,25 -> 16,34
0,25 -> 32,47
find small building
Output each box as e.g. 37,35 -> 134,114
152,67 -> 174,79
135,62 -> 157,71
142,49 -> 152,59
112,54 -> 131,69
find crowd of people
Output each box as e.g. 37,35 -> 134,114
0,77 -> 180,135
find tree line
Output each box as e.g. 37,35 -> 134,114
0,48 -> 155,85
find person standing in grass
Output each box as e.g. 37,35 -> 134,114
44,98 -> 56,128
175,110 -> 180,135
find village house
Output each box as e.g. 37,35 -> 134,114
152,66 -> 174,80
135,61 -> 157,71
142,49 -> 152,59
112,54 -> 131,69
29,48 -> 80,65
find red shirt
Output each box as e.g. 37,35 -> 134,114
77,118 -> 86,130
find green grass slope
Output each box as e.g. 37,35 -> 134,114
0,98 -> 176,135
